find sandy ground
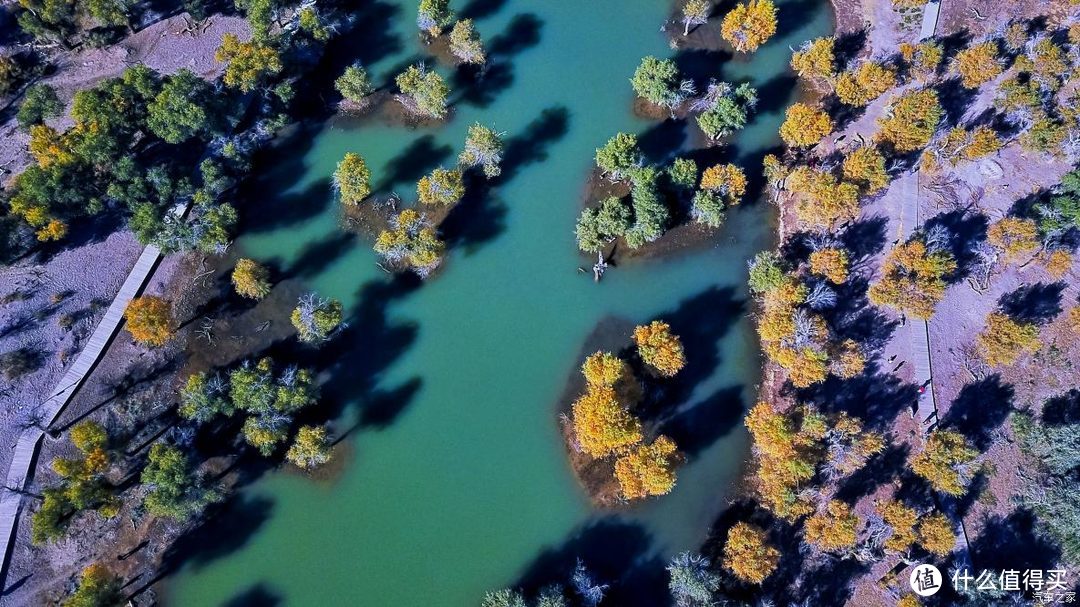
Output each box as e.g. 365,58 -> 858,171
765,0 -> 1080,604
0,231 -> 142,482
0,12 -> 248,181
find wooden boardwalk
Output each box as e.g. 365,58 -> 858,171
0,244 -> 162,582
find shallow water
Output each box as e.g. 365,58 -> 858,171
165,0 -> 832,604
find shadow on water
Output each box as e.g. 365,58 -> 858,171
284,230 -> 359,281
453,61 -> 515,109
638,119 -> 688,165
497,105 -> 571,183
238,135 -> 336,235
512,518 -> 669,606
221,582 -> 284,607
375,134 -> 454,194
489,13 -> 544,58
460,0 -> 509,20
157,493 -> 275,577
440,172 -> 509,254
673,48 -> 732,85
639,286 -> 746,422
452,13 -> 544,109
307,274 -> 425,439
754,71 -> 800,115
659,384 -> 745,459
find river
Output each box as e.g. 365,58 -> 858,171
165,0 -> 832,603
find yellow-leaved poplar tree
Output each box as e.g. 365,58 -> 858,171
977,312 -> 1040,366
613,435 -> 680,499
780,102 -> 832,148
571,386 -> 643,458
910,430 -> 978,496
804,500 -> 859,551
722,522 -> 780,584
809,248 -> 850,284
123,296 -> 174,347
954,41 -> 1003,88
721,0 -> 778,53
633,320 -> 687,377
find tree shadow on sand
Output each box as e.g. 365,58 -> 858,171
794,362 -> 918,431
940,374 -> 1014,452
998,282 -> 1066,326
1041,389 -> 1080,426
835,442 -> 911,503
923,209 -> 989,282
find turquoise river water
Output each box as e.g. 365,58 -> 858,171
166,0 -> 832,603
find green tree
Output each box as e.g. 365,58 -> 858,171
747,250 -> 785,293
668,552 -> 720,607
876,88 -> 943,152
147,69 -> 220,143
229,358 -> 319,455
335,63 -> 374,102
624,167 -> 669,247
575,197 -> 633,252
695,82 -> 757,141
631,56 -> 684,110
911,430 -> 978,496
291,293 -> 344,343
691,190 -> 726,228
667,158 -> 698,190
179,371 -> 233,424
84,0 -> 133,28
298,6 -> 330,41
459,123 -> 504,178
374,209 -> 446,276
595,132 -> 641,180
16,0 -> 76,46
395,63 -> 449,119
141,443 -> 219,520
286,425 -> 333,469
17,84 -> 63,129
334,152 -> 371,204
234,0 -> 276,41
